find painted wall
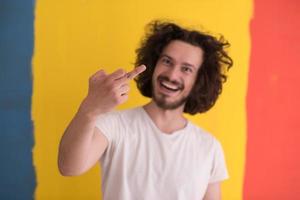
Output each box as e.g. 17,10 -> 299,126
244,0 -> 300,199
0,0 -> 299,199
32,1 -> 249,199
0,0 -> 36,199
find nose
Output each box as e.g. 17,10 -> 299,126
165,66 -> 181,81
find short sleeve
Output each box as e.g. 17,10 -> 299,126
95,111 -> 122,145
208,139 -> 229,183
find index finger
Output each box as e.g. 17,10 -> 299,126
126,65 -> 147,80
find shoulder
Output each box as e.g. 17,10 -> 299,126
112,106 -> 144,122
96,106 -> 143,125
118,106 -> 143,118
188,122 -> 221,150
97,106 -> 142,118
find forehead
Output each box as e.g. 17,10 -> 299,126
161,40 -> 204,69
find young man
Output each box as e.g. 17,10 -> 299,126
58,21 -> 233,200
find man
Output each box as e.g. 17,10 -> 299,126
58,21 -> 233,200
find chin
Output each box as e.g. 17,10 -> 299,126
154,95 -> 187,110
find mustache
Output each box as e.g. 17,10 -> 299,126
157,75 -> 184,90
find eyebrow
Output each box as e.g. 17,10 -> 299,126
160,54 -> 196,70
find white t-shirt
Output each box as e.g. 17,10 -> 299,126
95,107 -> 228,200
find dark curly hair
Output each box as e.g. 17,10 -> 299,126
134,20 -> 233,115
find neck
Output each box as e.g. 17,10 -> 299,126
143,100 -> 187,134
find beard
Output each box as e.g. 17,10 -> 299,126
153,93 -> 189,110
152,75 -> 189,110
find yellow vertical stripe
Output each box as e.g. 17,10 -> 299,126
33,0 -> 252,199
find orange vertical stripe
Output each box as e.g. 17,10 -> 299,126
245,0 -> 300,199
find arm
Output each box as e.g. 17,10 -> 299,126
58,68 -> 127,176
57,103 -> 109,176
58,65 -> 146,176
203,182 -> 221,200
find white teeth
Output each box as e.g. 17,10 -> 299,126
161,81 -> 179,90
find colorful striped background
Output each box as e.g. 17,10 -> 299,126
0,0 -> 299,199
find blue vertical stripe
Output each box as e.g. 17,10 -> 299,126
0,0 -> 36,199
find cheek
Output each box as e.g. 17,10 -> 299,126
152,67 -> 160,79
152,69 -> 165,83
153,68 -> 162,77
152,72 -> 160,88
185,76 -> 197,91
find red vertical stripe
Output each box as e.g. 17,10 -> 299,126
244,0 -> 300,199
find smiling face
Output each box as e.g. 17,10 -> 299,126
152,40 -> 204,110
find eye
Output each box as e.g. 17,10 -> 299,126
181,66 -> 193,74
161,57 -> 172,66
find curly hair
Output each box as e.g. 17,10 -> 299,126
134,20 -> 233,115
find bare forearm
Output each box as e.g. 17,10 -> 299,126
58,102 -> 98,176
58,66 -> 146,176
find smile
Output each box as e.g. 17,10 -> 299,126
160,80 -> 180,92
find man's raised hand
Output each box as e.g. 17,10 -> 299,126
78,65 -> 146,118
